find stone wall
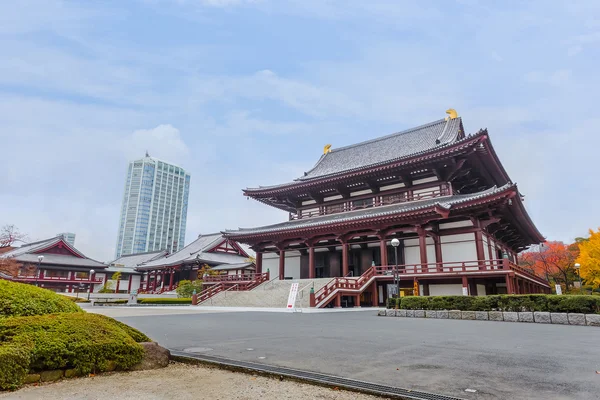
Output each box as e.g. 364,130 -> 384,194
378,309 -> 600,327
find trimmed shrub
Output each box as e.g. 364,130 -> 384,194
58,295 -> 90,304
395,294 -> 600,314
0,281 -> 81,318
93,315 -> 151,343
0,344 -> 32,390
176,280 -> 202,298
137,298 -> 192,305
0,313 -> 146,390
546,295 -> 600,314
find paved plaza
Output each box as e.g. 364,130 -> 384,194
106,307 -> 599,400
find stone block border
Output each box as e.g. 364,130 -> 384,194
378,309 -> 600,327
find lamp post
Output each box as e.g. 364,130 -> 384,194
574,263 -> 582,295
87,269 -> 95,301
391,238 -> 400,299
35,255 -> 44,287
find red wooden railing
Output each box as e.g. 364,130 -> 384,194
290,187 -> 452,220
314,259 -> 549,307
195,271 -> 270,304
203,272 -> 269,283
14,275 -> 103,284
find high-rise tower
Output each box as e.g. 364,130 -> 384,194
115,154 -> 190,258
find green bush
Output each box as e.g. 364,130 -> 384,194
58,295 -> 90,303
395,294 -> 600,314
0,313 -> 146,390
0,281 -> 81,318
0,344 -> 32,390
93,315 -> 151,343
137,298 -> 192,305
175,280 -> 202,298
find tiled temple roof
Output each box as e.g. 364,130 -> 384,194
225,184 -> 515,237
245,117 -> 464,192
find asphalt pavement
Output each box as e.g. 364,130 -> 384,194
114,310 -> 600,400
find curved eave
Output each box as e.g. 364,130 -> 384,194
243,132 -> 486,198
225,184 -> 518,242
508,194 -> 545,245
476,132 -> 512,186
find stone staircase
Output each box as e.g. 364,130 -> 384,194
200,278 -> 333,308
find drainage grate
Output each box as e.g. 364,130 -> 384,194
170,350 -> 466,400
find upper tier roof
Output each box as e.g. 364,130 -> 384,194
245,117 -> 465,193
300,117 -> 463,181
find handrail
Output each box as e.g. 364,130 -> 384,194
313,259 -> 551,307
298,280 -> 314,299
263,273 -> 280,290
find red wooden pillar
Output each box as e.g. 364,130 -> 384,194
169,269 -> 175,291
278,249 -> 285,280
334,293 -> 342,308
308,245 -> 315,279
255,251 -> 263,274
128,274 -> 133,293
418,228 -> 428,269
152,271 -> 157,291
487,235 -> 494,263
354,294 -> 361,308
371,282 -> 378,307
341,241 -> 349,277
434,237 -> 442,271
379,238 -> 388,266
462,275 -> 468,296
475,229 -> 485,267
505,274 -> 514,294
115,277 -> 120,293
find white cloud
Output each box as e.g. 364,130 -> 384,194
122,124 -> 190,163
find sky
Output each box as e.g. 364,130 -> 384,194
1,0 -> 599,262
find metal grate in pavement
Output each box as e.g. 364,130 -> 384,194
170,350 -> 466,400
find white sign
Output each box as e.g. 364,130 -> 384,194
462,287 -> 469,296
555,284 -> 562,295
286,283 -> 299,310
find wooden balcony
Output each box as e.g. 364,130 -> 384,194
14,275 -> 103,284
290,187 -> 451,220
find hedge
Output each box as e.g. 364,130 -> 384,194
137,298 -> 192,304
388,295 -> 600,314
0,281 -> 81,317
0,313 -> 148,390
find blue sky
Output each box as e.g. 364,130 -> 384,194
1,0 -> 599,261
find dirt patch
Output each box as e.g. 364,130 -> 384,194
1,362 -> 389,400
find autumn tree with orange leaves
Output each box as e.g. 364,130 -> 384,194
576,228 -> 600,288
519,241 -> 579,289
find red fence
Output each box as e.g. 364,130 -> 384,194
314,259 -> 550,307
196,271 -> 270,304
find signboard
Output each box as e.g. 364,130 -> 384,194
413,281 -> 419,296
462,286 -> 469,296
555,284 -> 562,295
286,283 -> 299,310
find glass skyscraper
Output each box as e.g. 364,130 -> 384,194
115,154 -> 191,258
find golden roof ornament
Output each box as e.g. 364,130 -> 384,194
323,144 -> 332,154
445,108 -> 458,120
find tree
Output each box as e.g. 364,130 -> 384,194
176,279 -> 203,298
576,228 -> 600,288
0,257 -> 20,277
111,271 -> 122,293
0,225 -> 28,248
519,241 -> 578,289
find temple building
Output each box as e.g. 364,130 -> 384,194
135,233 -> 254,293
0,236 -> 110,293
224,110 -> 550,307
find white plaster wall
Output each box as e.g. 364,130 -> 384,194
324,195 -> 343,202
439,220 -> 473,229
440,233 -> 478,268
482,236 -> 490,261
380,183 -> 405,191
476,284 -> 487,296
404,238 -> 420,266
262,252 -> 301,279
350,189 -> 373,197
412,185 -> 440,197
413,176 -> 438,185
131,275 -> 142,291
428,284 -> 463,296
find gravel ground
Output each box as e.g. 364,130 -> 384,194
0,363 -> 388,400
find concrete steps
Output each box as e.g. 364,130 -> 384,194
201,278 -> 333,308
